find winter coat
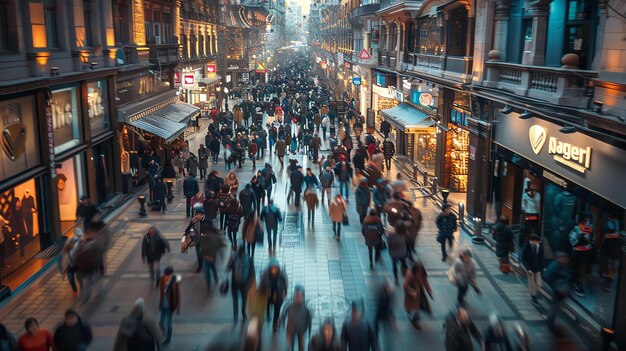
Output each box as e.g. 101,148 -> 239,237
154,181 -> 167,202
309,329 -> 340,351
493,223 -> 514,258
444,311 -> 482,351
453,257 -> 478,288
329,198 -> 346,222
303,174 -> 320,189
261,205 -> 282,229
383,199 -> 408,227
304,190 -> 319,211
53,317 -> 93,351
203,197 -> 219,220
372,186 -> 390,207
227,250 -> 255,289
172,156 -> 184,169
405,206 -> 423,242
226,200 -> 244,230
261,265 -> 288,304
403,263 -> 432,313
239,186 -> 256,215
484,326 -> 513,351
198,147 -> 209,169
387,228 -> 408,260
113,312 -> 162,351
290,171 -> 304,192
436,213 -> 457,241
340,318 -> 377,351
188,156 -> 199,176
158,276 -> 181,312
280,299 -> 312,336
242,214 -> 259,243
319,170 -> 334,188
183,176 -> 199,198
521,241 -> 544,273
141,232 -> 170,262
355,185 -> 372,216
361,216 -> 384,247
225,175 -> 239,194
275,139 -> 287,156
198,230 -> 227,262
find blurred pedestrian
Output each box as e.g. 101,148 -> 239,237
261,258 -> 288,332
239,183 -> 257,216
303,185 -> 319,226
141,226 -> 170,287
183,174 -> 199,218
452,249 -> 481,306
319,166 -> 334,208
493,216 -> 514,273
362,209 -> 384,269
188,153 -> 199,178
444,306 -> 483,351
53,309 -> 92,351
61,228 -> 84,298
198,221 -> 227,291
373,277 -> 395,340
403,260 -> 433,330
225,171 -> 240,195
227,241 -> 255,324
355,178 -> 372,224
242,209 -> 260,258
158,266 -> 180,345
0,323 -> 17,351
260,200 -> 283,255
308,318 -> 340,351
544,252 -> 572,329
226,197 -> 244,248
18,318 -> 53,351
279,285 -> 312,351
329,194 -> 347,241
387,220 -> 409,284
247,282 -> 269,351
340,301 -> 377,351
198,144 -> 209,180
113,298 -> 163,351
521,234 -> 545,308
76,196 -> 100,230
217,184 -> 232,231
484,314 -> 512,351
154,176 -> 167,212
436,204 -> 457,262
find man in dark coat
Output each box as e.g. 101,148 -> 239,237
340,301 -> 377,351
183,174 -> 199,218
238,183 -> 257,215
444,306 -> 483,351
53,309 -> 93,351
141,226 -> 170,285
310,133 -> 322,163
210,137 -> 221,164
198,144 -> 209,180
522,234 -> 545,307
76,196 -> 100,230
205,171 -> 224,196
289,166 -> 304,207
154,176 -> 167,212
382,139 -> 395,171
261,258 -> 289,332
227,242 -> 255,324
436,204 -> 457,262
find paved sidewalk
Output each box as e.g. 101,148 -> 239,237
0,118 -> 586,350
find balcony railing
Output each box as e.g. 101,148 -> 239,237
148,43 -> 180,66
379,0 -> 404,11
483,61 -> 599,108
350,3 -> 381,18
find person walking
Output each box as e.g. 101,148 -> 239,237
198,221 -> 227,291
382,139 -> 395,172
279,285 -> 312,351
362,209 -> 384,269
493,216 -> 514,273
372,179 -> 390,223
53,309 -> 92,351
275,138 -> 287,168
303,167 -> 320,190
248,139 -> 258,170
261,200 -> 283,255
154,176 -> 167,212
329,194 -> 347,241
227,241 -> 255,324
0,323 -> 17,351
387,220 -> 409,284
18,318 -> 53,351
544,252 -> 572,329
198,144 -> 209,180
242,209 -> 260,258
334,161 -> 353,202
289,165 -> 305,207
436,204 -> 457,262
247,281 -> 269,351
225,171 -> 240,195
173,152 -> 185,177
319,166 -> 335,208
484,314 -> 513,351
239,183 -> 257,216
452,249 -> 481,306
141,226 -> 170,287
210,136 -> 221,164
157,266 -> 180,345
217,184 -> 232,231
308,318 -> 340,351
354,178 -> 372,225
261,258 -> 288,332
262,163 -> 278,203
251,172 -> 266,215
444,306 -> 484,351
75,196 -> 100,230
226,197 -> 244,248
310,133 -> 322,163
183,174 -> 199,218
303,185 -> 319,226
113,298 -> 163,351
521,234 -> 545,308
61,228 -> 84,298
340,301 -> 377,351
403,261 -> 433,330
187,153 -> 199,178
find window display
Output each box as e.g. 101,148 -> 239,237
0,96 -> 41,179
51,86 -> 81,154
0,178 -> 41,278
56,155 -> 86,231
416,131 -> 436,173
447,126 -> 469,192
87,80 -> 110,136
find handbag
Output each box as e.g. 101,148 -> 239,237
180,236 -> 189,254
342,212 -> 349,226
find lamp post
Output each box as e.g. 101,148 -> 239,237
216,84 -> 222,112
252,54 -> 257,85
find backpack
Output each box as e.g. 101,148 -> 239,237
233,254 -> 252,286
120,316 -> 154,350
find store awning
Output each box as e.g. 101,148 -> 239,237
198,75 -> 222,85
380,103 -> 435,132
128,114 -> 187,144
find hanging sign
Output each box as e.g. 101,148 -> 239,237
358,49 -> 372,60
352,77 -> 361,86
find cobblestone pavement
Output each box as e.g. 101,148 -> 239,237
0,113 -> 587,351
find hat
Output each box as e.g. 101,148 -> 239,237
442,203 -> 452,211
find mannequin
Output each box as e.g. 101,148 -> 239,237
553,190 -> 577,232
568,212 -> 594,297
21,190 -> 37,238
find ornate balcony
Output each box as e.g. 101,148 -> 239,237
351,3 -> 381,19
483,61 -> 598,108
148,43 -> 180,66
399,53 -> 473,83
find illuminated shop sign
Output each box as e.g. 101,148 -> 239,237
528,125 -> 591,173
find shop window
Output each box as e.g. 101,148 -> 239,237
0,178 -> 42,280
446,126 -> 469,192
82,0 -> 94,47
446,6 -> 469,57
51,86 -> 81,154
87,80 -> 110,136
416,132 -> 436,173
0,0 -> 18,52
30,0 -> 58,48
0,96 -> 41,179
56,155 -> 86,232
542,181 -> 621,327
415,15 -> 443,55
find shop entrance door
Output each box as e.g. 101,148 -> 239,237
94,143 -> 115,205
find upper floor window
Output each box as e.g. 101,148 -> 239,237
0,0 -> 11,51
30,0 -> 58,48
416,15 -> 443,55
447,6 -> 469,56
82,0 -> 94,47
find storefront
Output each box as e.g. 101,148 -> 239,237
371,79 -> 398,129
490,109 -> 626,339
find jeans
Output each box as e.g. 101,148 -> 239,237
232,285 -> 249,323
159,306 -> 173,341
267,226 -> 278,249
148,260 -> 161,282
439,235 -> 454,259
203,258 -> 218,289
220,211 -> 228,230
321,187 -> 332,207
287,331 -> 305,351
367,245 -> 380,266
185,196 -> 193,218
266,186 -> 273,202
339,180 -> 349,200
457,283 -> 469,305
251,156 -> 256,169
199,167 -> 206,179
333,222 -> 342,238
322,127 -> 327,140
228,230 -> 237,246
67,267 -> 82,292
213,152 -> 219,163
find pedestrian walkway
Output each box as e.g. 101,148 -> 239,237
0,115 -> 587,351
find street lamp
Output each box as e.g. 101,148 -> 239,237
252,54 -> 257,85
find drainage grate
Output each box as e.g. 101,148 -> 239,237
281,211 -> 303,247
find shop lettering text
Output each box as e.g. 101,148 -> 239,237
548,137 -> 592,173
